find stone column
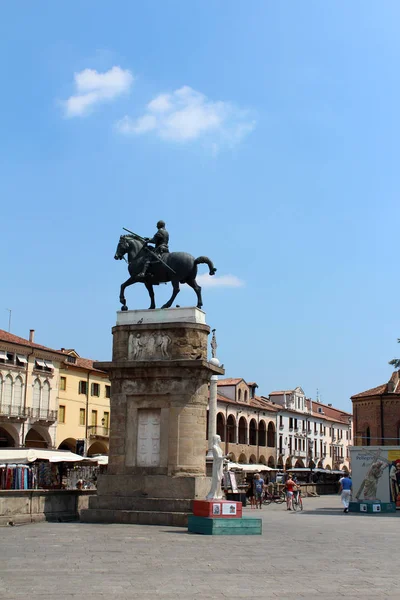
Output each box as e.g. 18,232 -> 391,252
206,374 -> 219,458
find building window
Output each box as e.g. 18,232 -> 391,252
66,355 -> 76,364
294,418 -> 298,430
279,435 -> 283,454
78,381 -> 88,395
324,426 -> 326,435
103,412 -> 109,428
105,385 -> 111,398
60,377 -> 67,391
79,408 -> 86,426
244,391 -> 248,403
329,446 -> 332,457
91,410 -> 98,426
91,383 -> 100,397
279,415 -> 283,427
366,426 -> 371,446
238,389 -> 242,401
59,405 -> 66,423
289,417 -> 293,430
34,358 -> 54,372
16,354 -> 28,367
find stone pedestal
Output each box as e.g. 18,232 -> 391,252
81,307 -> 224,527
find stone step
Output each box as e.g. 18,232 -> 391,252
89,496 -> 192,512
80,508 -> 189,527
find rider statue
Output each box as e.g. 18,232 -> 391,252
138,220 -> 170,278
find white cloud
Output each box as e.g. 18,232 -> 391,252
196,274 -> 245,288
115,85 -> 255,148
64,66 -> 134,117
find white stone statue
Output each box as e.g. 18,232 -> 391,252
206,434 -> 230,500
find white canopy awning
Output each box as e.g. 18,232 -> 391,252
35,359 -> 47,368
0,449 -> 85,464
44,360 -> 54,370
227,462 -> 273,472
0,350 -> 8,360
17,354 -> 28,364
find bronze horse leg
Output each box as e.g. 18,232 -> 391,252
119,276 -> 137,311
161,279 -> 180,309
186,278 -> 203,309
145,281 -> 156,310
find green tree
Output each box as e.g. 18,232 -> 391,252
389,338 -> 400,369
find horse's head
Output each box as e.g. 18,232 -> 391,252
114,234 -> 144,262
114,235 -> 130,260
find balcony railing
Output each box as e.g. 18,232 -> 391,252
0,404 -> 28,419
88,425 -> 110,438
29,408 -> 57,422
293,449 -> 307,458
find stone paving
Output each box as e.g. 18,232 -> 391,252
0,495 -> 398,600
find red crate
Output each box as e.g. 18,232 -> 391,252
192,500 -> 242,518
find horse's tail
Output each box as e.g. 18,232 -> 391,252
194,256 -> 217,276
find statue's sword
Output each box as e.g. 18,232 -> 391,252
123,227 -> 176,275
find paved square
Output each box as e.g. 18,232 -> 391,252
0,496 -> 398,600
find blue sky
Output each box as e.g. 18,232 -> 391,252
1,1 -> 399,410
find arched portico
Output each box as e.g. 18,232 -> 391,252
58,438 -> 77,452
25,427 -> 51,449
0,424 -> 19,447
87,441 -> 108,456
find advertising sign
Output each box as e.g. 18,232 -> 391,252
350,446 -> 400,506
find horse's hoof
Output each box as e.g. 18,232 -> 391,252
161,304 -> 170,309
121,305 -> 128,312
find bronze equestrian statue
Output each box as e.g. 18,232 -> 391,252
114,220 -> 217,311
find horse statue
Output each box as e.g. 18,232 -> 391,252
114,234 -> 217,311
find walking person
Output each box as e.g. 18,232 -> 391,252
246,480 -> 256,509
339,473 -> 352,513
253,473 -> 265,509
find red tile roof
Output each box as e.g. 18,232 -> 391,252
0,329 -> 65,355
217,378 -> 243,386
60,351 -> 106,374
306,398 -> 351,423
213,392 -> 278,413
351,373 -> 400,399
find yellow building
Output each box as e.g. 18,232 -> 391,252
56,350 -> 111,457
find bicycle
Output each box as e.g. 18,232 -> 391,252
263,489 -> 286,505
292,489 -> 303,511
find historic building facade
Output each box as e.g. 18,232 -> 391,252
209,378 -> 278,467
57,349 -> 111,456
268,387 -> 352,471
351,370 -> 400,446
0,329 -> 64,449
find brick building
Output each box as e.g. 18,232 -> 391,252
351,370 -> 400,446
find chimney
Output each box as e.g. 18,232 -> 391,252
29,329 -> 35,343
328,403 -> 332,407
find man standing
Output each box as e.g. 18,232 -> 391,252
339,473 -> 352,513
138,220 -> 170,278
284,474 -> 295,511
253,473 -> 265,509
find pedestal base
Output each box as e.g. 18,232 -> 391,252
80,473 -> 212,527
188,515 -> 262,535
